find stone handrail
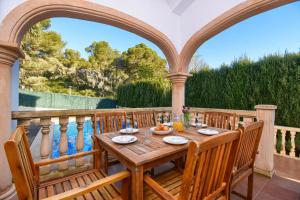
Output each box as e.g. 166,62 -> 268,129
189,107 -> 256,117
189,107 -> 256,128
274,125 -> 300,159
12,107 -> 172,119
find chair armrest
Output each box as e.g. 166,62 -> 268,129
144,175 -> 176,200
43,170 -> 130,200
34,150 -> 100,167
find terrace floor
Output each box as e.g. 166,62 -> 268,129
231,173 -> 300,200
108,155 -> 300,200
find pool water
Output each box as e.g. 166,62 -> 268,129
52,120 -> 93,158
51,119 -> 132,158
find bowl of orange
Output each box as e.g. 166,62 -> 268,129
150,124 -> 173,135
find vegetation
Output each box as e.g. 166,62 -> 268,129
117,80 -> 171,107
20,19 -> 168,97
118,52 -> 300,129
186,53 -> 300,128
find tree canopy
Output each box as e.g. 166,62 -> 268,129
20,19 -> 168,97
118,43 -> 168,83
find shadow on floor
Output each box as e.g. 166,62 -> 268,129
109,162 -> 300,200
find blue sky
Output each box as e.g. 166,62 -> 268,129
50,18 -> 164,58
49,1 -> 300,69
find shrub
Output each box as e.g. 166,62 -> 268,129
186,52 -> 300,127
117,80 -> 171,107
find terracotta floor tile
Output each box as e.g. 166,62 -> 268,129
107,156 -> 300,200
231,173 -> 270,199
255,181 -> 300,200
274,155 -> 300,180
270,175 -> 300,193
232,174 -> 300,200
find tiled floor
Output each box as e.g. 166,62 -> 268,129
274,154 -> 300,181
109,155 -> 300,200
232,174 -> 300,200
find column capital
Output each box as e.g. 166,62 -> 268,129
255,104 -> 277,110
167,72 -> 192,84
0,41 -> 24,66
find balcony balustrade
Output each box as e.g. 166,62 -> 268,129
11,106 -> 299,182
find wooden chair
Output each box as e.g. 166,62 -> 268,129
93,112 -> 126,134
5,126 -> 130,200
230,121 -> 264,200
144,129 -> 242,200
203,112 -> 236,130
154,111 -> 172,124
132,111 -> 156,128
93,112 -> 127,172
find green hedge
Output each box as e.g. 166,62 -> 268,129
19,90 -> 116,109
117,53 -> 299,127
186,53 -> 300,128
117,80 -> 171,107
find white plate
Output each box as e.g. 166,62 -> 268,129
112,135 -> 137,144
190,123 -> 208,128
120,128 -> 139,134
163,122 -> 173,127
150,127 -> 173,135
163,136 -> 188,145
197,129 -> 219,135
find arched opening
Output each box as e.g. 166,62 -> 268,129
179,0 -> 295,72
186,1 -> 300,181
15,15 -> 175,162
18,17 -> 169,98
0,0 -> 178,72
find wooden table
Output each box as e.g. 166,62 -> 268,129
96,127 -> 227,200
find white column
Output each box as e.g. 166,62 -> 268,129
254,104 -> 277,177
0,43 -> 23,200
168,73 -> 190,115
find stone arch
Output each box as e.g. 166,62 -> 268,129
179,0 -> 295,72
0,0 -> 179,72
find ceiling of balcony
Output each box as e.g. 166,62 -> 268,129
165,0 -> 195,15
88,0 -> 245,51
0,0 -> 247,52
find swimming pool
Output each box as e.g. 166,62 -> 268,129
52,120 -> 93,158
51,118 -> 133,158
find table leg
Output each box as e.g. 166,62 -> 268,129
95,145 -> 104,170
131,165 -> 144,200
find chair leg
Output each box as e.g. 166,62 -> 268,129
247,173 -> 254,200
121,177 -> 130,200
151,168 -> 155,176
174,157 -> 184,171
104,151 -> 109,174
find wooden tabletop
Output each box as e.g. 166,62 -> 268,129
96,127 -> 227,167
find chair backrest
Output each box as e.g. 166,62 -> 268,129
154,111 -> 172,124
234,121 -> 264,173
178,130 -> 241,200
203,112 -> 236,130
93,112 -> 126,134
133,111 -> 156,128
5,126 -> 36,200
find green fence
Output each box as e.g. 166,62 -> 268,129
19,90 -> 116,109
